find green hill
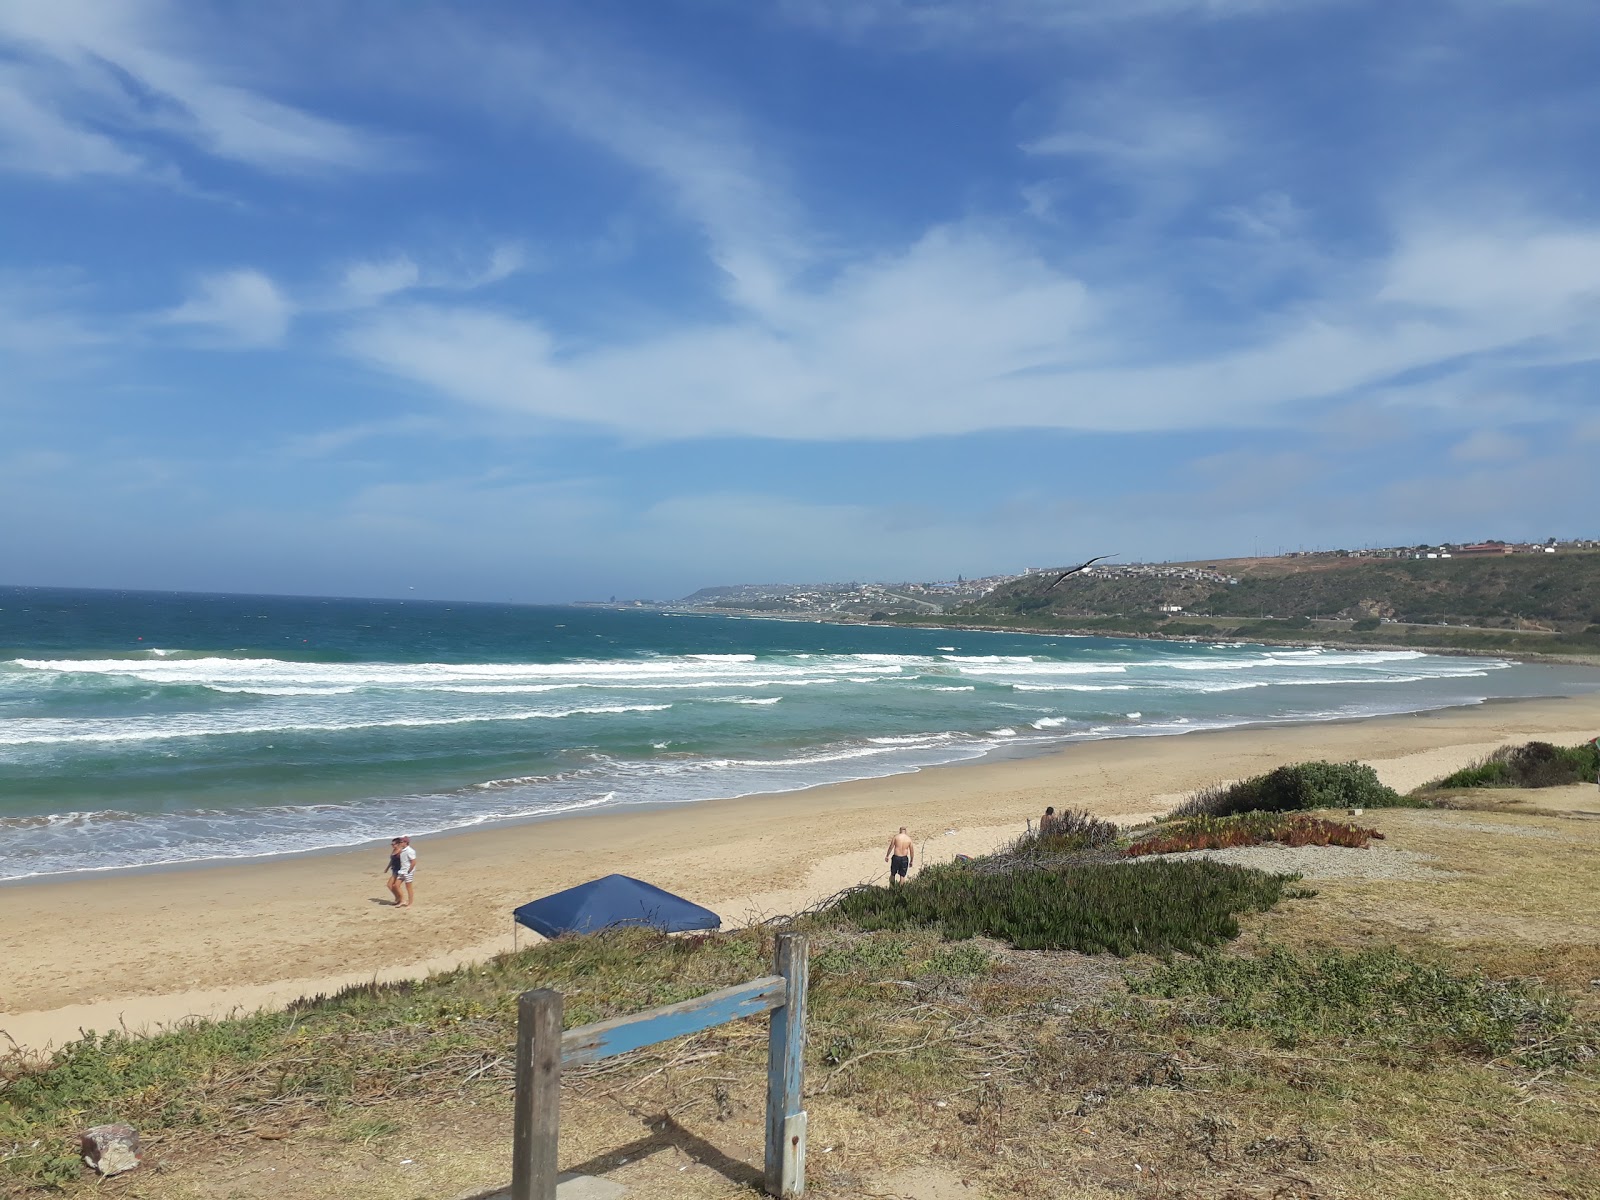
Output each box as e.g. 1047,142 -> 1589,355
938,552 -> 1600,657
975,553 -> 1600,629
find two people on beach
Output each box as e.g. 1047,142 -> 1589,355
384,836 -> 416,907
885,827 -> 915,884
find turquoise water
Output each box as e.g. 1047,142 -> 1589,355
3,585 -> 1597,880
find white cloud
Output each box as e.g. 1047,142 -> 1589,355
333,244 -> 528,309
0,0 -> 390,179
339,258 -> 422,307
337,218 -> 1600,440
1449,430 -> 1528,462
162,269 -> 293,347
406,19 -> 803,315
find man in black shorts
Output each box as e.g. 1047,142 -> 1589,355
885,826 -> 915,884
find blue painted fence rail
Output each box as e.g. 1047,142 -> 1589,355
510,932 -> 809,1200
559,974 -> 786,1067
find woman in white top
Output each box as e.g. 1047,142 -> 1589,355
383,836 -> 417,907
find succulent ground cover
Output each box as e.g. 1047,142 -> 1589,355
832,858 -> 1294,954
1124,811 -> 1384,856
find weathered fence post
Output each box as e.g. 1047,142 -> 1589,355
764,933 -> 809,1198
512,988 -> 563,1200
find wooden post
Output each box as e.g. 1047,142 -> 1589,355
764,933 -> 809,1198
512,988 -> 563,1200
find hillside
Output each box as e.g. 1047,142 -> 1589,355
970,553 -> 1600,631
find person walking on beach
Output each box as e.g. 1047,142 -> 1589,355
383,836 -> 417,907
886,827 -> 914,884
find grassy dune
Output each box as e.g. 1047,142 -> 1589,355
6,768 -> 1600,1198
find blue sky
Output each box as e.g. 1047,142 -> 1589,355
3,0 -> 1598,602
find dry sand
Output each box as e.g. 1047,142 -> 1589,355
3,694 -> 1598,1052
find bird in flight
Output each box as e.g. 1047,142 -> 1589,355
1044,555 -> 1116,590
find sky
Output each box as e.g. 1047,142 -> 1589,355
3,0 -> 1599,602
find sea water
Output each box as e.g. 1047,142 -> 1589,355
3,585 -> 1597,880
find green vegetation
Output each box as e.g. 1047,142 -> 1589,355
970,552 -> 1600,629
833,858 -> 1292,955
1130,944 -> 1583,1068
930,551 -> 1600,657
1169,760 -> 1410,820
1125,812 -> 1382,856
1015,807 -> 1122,854
1424,739 -> 1600,791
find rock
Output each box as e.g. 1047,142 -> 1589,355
81,1124 -> 141,1176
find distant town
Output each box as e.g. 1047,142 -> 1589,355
577,536 -> 1600,617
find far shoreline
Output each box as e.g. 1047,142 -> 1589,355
672,605 -> 1600,668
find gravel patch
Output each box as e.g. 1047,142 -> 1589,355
1153,844 -> 1452,881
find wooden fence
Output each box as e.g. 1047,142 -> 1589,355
511,932 -> 809,1200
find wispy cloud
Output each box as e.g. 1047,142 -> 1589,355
0,0 -> 393,180
337,215 -> 1600,440
396,14 -> 805,315
161,269 -> 294,347
773,0 -> 1325,49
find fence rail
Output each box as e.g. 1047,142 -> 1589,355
511,932 -> 809,1200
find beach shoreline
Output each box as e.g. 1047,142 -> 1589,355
4,691 -> 1600,1054
2,688 -> 1586,892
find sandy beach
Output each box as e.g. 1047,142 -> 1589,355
4,693 -> 1599,1053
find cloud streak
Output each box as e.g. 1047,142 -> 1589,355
0,0 -> 392,180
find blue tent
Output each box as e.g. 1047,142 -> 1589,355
512,874 -> 721,939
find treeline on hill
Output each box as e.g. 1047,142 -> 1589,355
953,553 -> 1600,645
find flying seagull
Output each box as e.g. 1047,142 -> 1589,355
1044,554 -> 1116,590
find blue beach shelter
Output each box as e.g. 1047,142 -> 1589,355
512,874 -> 721,939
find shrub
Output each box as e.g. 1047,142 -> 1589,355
1125,812 -> 1383,857
1012,809 -> 1122,855
1169,760 -> 1408,819
1425,740 -> 1600,790
833,859 -> 1291,956
1350,617 -> 1381,632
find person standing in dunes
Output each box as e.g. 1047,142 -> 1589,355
885,827 -> 914,884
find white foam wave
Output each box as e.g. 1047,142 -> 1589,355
1012,683 -> 1133,692
0,704 -> 672,747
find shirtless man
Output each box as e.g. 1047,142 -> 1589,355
885,827 -> 915,884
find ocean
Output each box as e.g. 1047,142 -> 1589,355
3,585 -> 1597,882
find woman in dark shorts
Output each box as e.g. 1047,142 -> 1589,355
383,838 -> 405,906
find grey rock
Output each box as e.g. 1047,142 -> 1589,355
81,1124 -> 141,1176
